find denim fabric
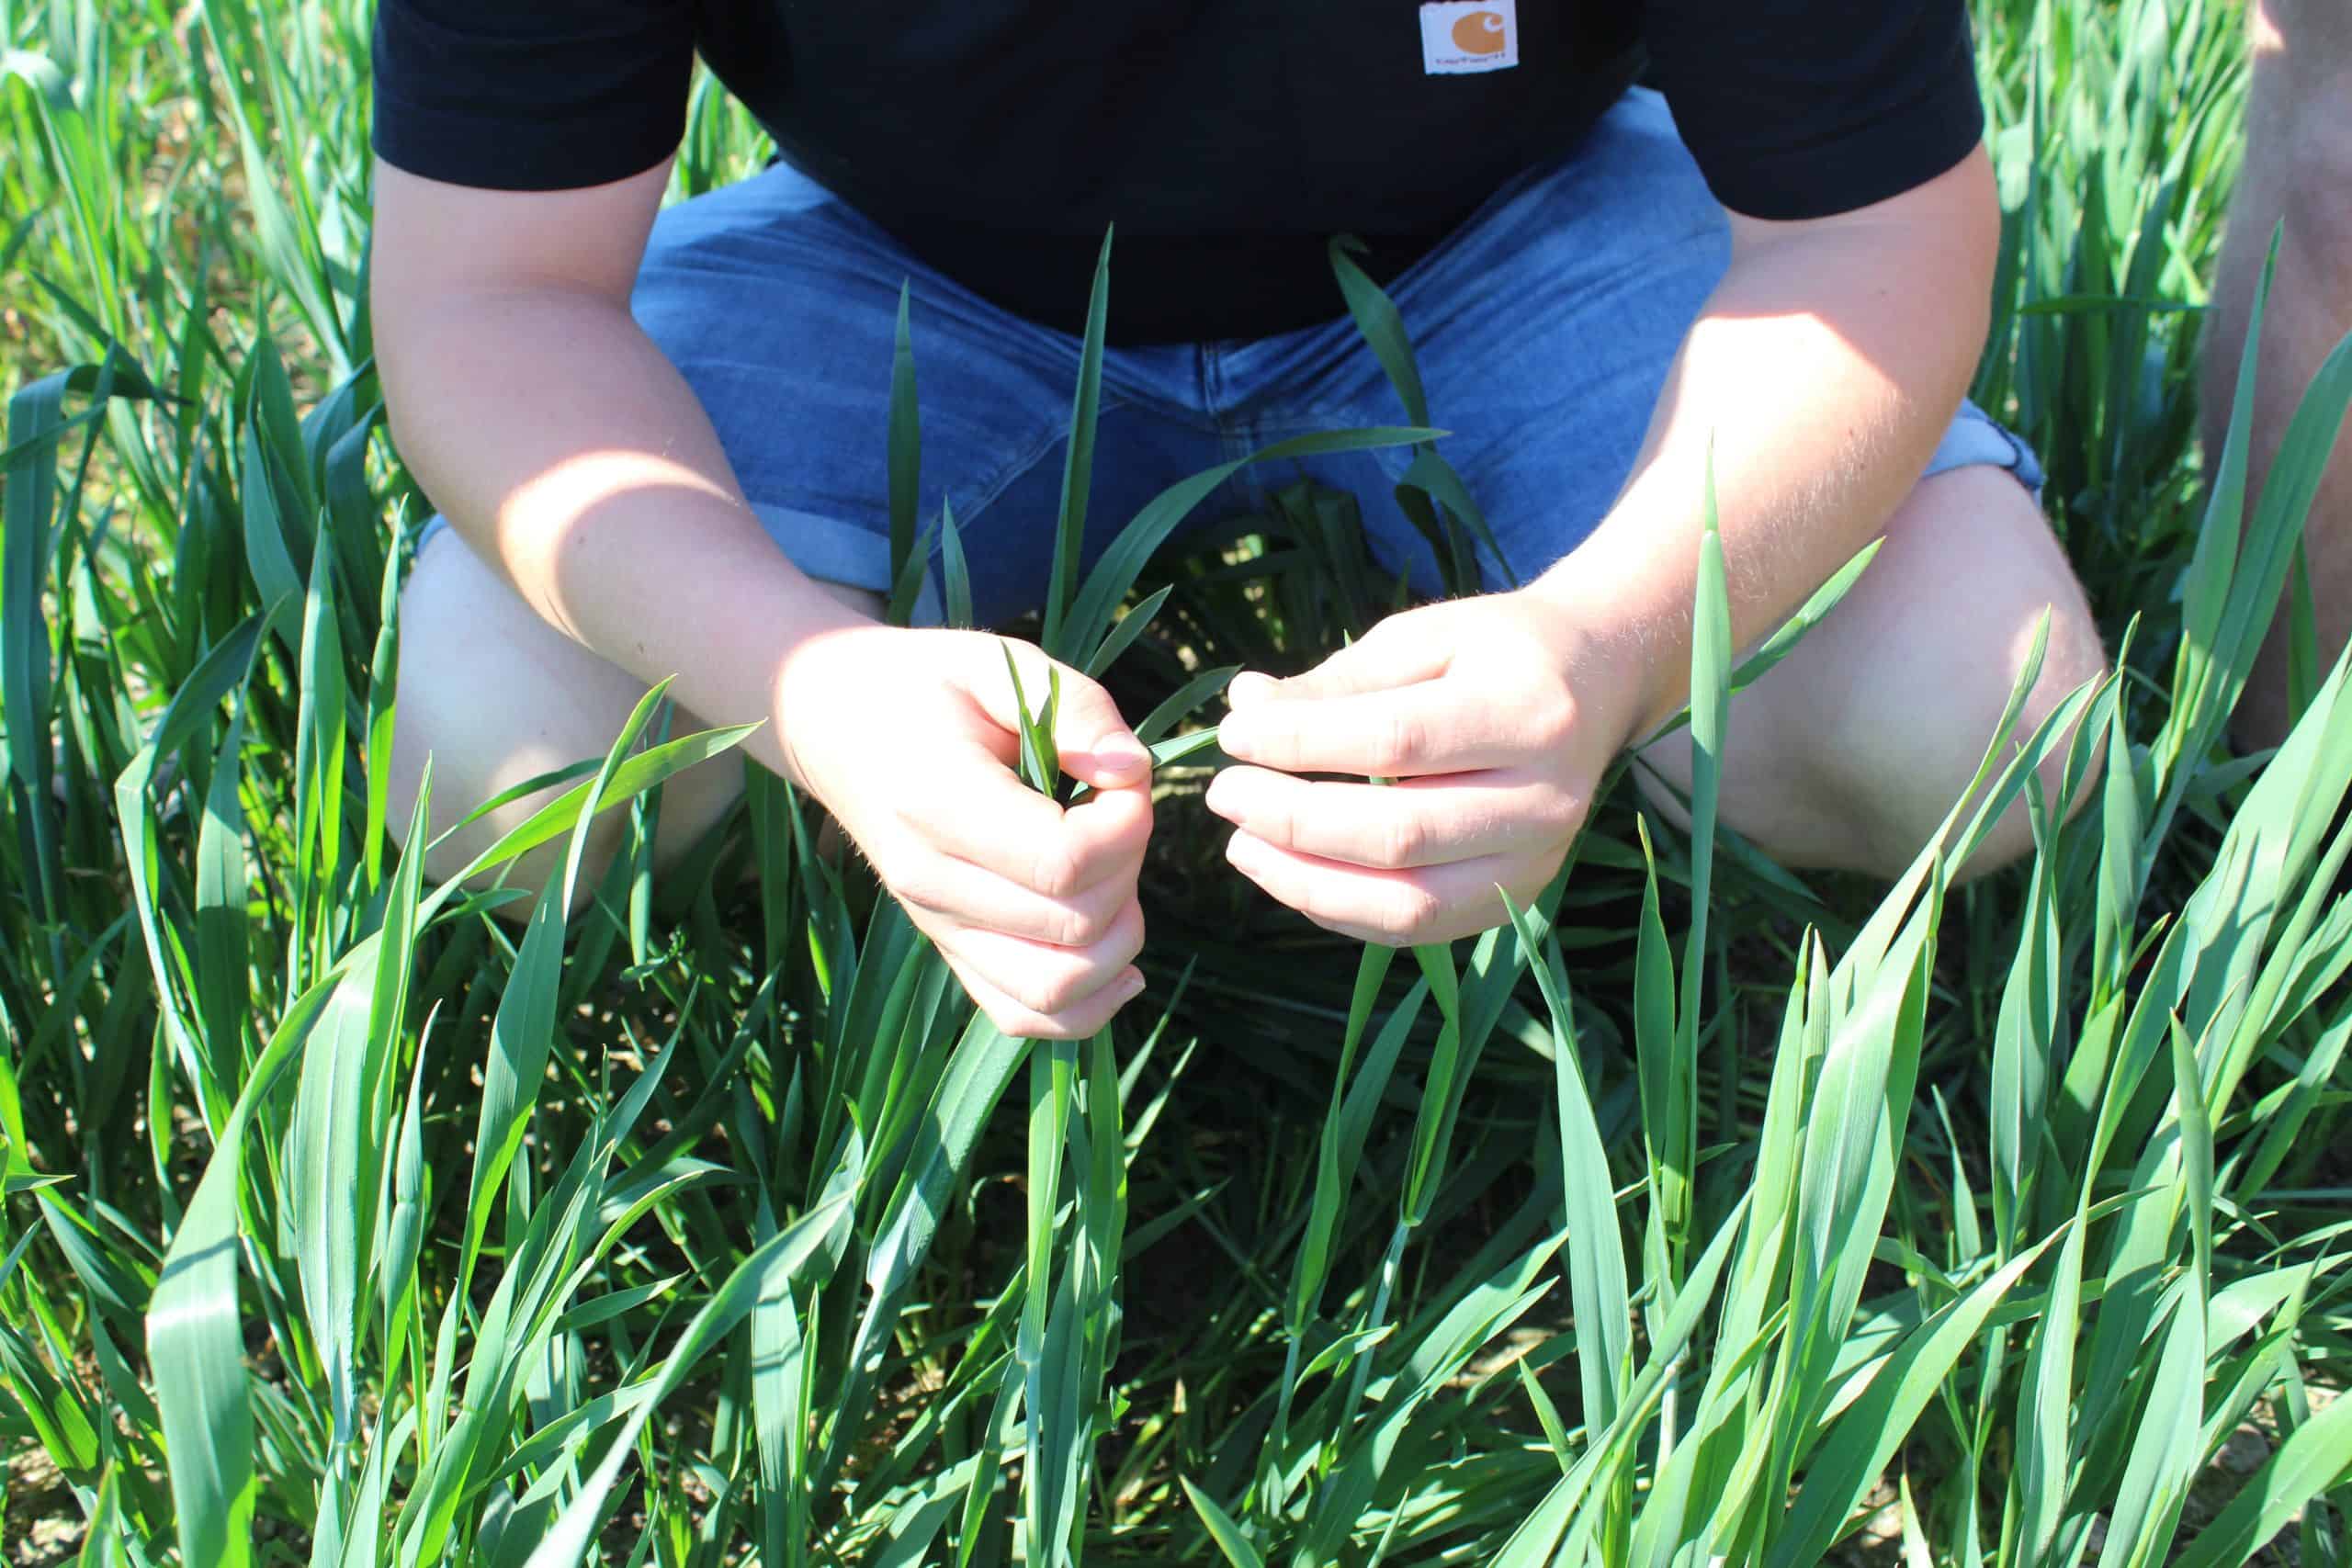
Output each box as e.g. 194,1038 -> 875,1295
419,87 -> 2042,626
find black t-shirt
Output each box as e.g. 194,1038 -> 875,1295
371,2 -> 1983,344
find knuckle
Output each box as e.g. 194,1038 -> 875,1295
988,959 -> 1077,1020
1378,885 -> 1443,942
1374,712 -> 1423,773
1529,692 -> 1577,750
1376,815 -> 1426,869
1019,963 -> 1091,1018
1027,844 -> 1085,898
1004,975 -> 1063,1019
1050,900 -> 1113,948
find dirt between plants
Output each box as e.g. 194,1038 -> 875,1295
6,1446 -> 80,1567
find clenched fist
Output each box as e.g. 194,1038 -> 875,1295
776,626 -> 1154,1038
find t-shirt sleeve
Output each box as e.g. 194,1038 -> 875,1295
371,0 -> 696,190
1642,1 -> 1984,220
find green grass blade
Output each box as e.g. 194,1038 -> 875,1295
149,975 -> 338,1568
887,282 -> 922,626
1769,1232 -> 2059,1568
1182,1476 -> 1269,1568
1042,230 -> 1112,652
1507,897 -> 1629,1432
520,1187 -> 859,1568
941,494 -> 973,629
2171,1393 -> 2352,1568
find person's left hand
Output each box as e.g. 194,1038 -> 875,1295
1207,589 -> 1642,944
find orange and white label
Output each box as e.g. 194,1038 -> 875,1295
1419,0 -> 1517,73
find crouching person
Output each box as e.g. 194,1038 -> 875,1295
370,1 -> 2106,1037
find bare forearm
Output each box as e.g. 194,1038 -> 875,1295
378,285 -> 867,786
1532,150 -> 1998,742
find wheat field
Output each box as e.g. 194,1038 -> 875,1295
3,0 -> 2349,1563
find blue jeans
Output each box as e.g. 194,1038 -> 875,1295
423,88 -> 2041,626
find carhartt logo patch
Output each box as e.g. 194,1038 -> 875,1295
1419,0 -> 1517,73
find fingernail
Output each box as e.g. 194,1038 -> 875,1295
1095,734 -> 1150,778
1227,671 -> 1277,707
1119,970 -> 1147,1003
1203,770 -> 1235,817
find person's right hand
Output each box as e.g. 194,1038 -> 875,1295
774,625 -> 1154,1039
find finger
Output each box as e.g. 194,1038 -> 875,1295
934,897 -> 1147,1020
947,955 -> 1148,1042
1203,764 -> 1579,869
891,845 -> 1134,947
1218,679 -> 1529,778
968,641 -> 1151,791
919,747 -> 1152,897
1223,830 -> 1554,945
1228,626 -> 1448,708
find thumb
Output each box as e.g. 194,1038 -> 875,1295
973,640 -> 1152,791
1232,626 -> 1449,707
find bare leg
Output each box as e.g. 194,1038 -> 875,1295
1637,466 -> 2108,878
2204,0 -> 2352,750
385,525 -> 884,915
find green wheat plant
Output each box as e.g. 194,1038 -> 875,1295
2,0 -> 2348,1563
